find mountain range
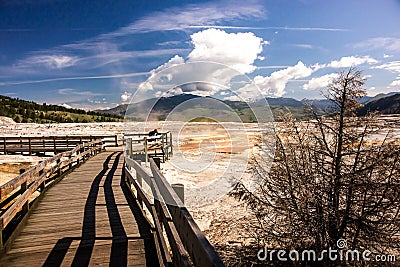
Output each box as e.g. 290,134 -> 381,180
357,93 -> 400,116
96,91 -> 400,122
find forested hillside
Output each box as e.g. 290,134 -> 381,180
0,95 -> 123,123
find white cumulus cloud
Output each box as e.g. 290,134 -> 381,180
252,61 -> 313,96
121,91 -> 132,103
137,55 -> 184,92
390,79 -> 400,86
135,29 -> 267,99
187,28 -> 265,73
328,56 -> 377,68
150,55 -> 185,77
303,73 -> 339,90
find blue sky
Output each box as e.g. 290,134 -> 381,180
1,0 -> 400,110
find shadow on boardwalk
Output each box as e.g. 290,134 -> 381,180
43,152 -> 158,266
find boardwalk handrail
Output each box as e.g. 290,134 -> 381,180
0,135 -> 118,155
124,156 -> 224,267
0,139 -> 103,250
124,132 -> 173,163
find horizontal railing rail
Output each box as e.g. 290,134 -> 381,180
0,135 -> 118,155
0,139 -> 103,251
124,155 -> 224,267
124,132 -> 173,163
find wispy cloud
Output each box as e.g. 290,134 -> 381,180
58,88 -> 103,96
187,25 -> 348,31
3,0 -> 266,79
0,28 -> 36,32
40,87 -> 108,108
291,44 -> 314,49
157,40 -> 182,46
373,61 -> 400,87
0,28 -> 99,32
1,0 -> 65,6
256,65 -> 291,69
82,49 -> 190,68
101,0 -> 265,38
15,55 -> 79,69
353,37 -> 400,53
373,61 -> 400,73
0,71 -> 149,86
7,48 -> 188,75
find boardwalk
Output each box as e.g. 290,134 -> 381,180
0,151 -> 158,266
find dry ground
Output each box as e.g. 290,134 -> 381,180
1,115 -> 399,265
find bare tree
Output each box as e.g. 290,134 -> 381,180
232,68 -> 400,265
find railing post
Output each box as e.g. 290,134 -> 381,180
136,160 -> 143,208
127,138 -> 132,159
144,137 -> 148,164
77,145 -> 81,165
28,137 -> 32,156
170,132 -> 173,156
82,142 -> 85,160
38,164 -> 45,192
20,168 -> 29,214
57,158 -> 62,176
172,183 -> 185,204
3,137 -> 6,155
53,136 -> 56,154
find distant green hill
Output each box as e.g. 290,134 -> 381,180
0,95 -> 123,123
357,93 -> 400,115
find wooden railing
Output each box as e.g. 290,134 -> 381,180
125,132 -> 173,163
0,139 -> 103,251
124,156 -> 224,267
0,135 -> 118,155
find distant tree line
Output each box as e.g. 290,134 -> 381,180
0,95 -> 123,123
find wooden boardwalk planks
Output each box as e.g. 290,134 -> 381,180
0,151 -> 158,266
